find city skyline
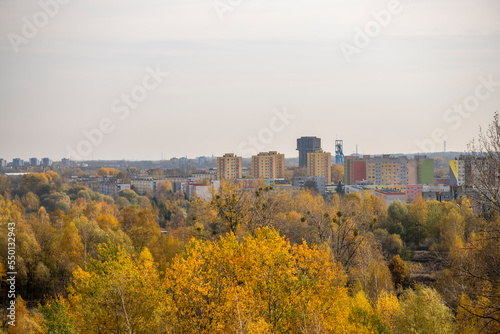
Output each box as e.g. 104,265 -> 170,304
1,0 -> 499,161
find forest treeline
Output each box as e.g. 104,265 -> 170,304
0,164 -> 499,333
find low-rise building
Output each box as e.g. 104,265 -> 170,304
181,181 -> 219,201
131,178 -> 164,196
293,176 -> 327,194
405,185 -> 423,203
422,185 -> 453,202
374,189 -> 406,206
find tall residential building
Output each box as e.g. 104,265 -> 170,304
344,156 -> 366,184
297,137 -> 321,168
307,150 -> 331,183
0,159 -> 6,167
12,158 -> 24,167
29,157 -> 40,166
449,158 -> 466,186
344,155 -> 434,186
416,157 -> 434,185
217,153 -> 242,180
251,151 -> 285,179
42,158 -> 53,167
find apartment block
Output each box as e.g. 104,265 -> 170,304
307,150 -> 331,183
42,158 -> 53,167
251,151 -> 285,179
344,157 -> 366,185
130,178 -> 163,196
29,158 -> 40,166
12,158 -> 24,167
344,155 -> 434,186
406,184 -> 423,203
449,158 -> 465,186
417,157 -> 434,185
217,153 -> 242,180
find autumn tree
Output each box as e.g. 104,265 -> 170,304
68,244 -> 170,333
406,195 -> 428,247
119,206 -> 159,251
96,167 -> 120,176
332,164 -> 344,183
386,200 -> 408,237
438,113 -> 500,331
21,173 -> 49,195
351,233 -> 394,302
388,255 -> 409,290
246,183 -> 288,232
39,295 -> 76,334
164,227 -> 385,333
441,219 -> 500,333
376,291 -> 400,332
466,112 -> 500,214
154,180 -> 173,202
210,179 -> 248,234
394,285 -> 456,334
10,295 -> 44,334
21,191 -> 40,212
329,207 -> 362,272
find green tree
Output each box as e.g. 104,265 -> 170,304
394,286 -> 456,334
39,295 -> 76,334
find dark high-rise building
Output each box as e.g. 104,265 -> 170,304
297,136 -> 321,168
42,158 -> 53,167
30,157 -> 40,166
13,158 -> 24,167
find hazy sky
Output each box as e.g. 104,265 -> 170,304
1,0 -> 499,161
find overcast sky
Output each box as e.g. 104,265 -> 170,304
1,0 -> 499,161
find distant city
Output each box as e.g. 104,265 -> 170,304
1,136 -> 468,205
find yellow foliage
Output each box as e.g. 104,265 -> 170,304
96,213 -> 119,230
376,290 -> 399,331
164,227 -> 383,333
60,222 -> 84,268
9,295 -> 44,334
68,243 -> 170,333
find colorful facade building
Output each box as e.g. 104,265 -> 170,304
449,158 -> 466,186
344,155 -> 434,186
